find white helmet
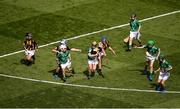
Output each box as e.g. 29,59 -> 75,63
60,39 -> 67,45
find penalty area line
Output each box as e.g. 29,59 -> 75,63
0,10 -> 180,59
0,73 -> 180,94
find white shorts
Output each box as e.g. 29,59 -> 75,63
130,31 -> 141,40
98,52 -> 105,59
88,59 -> 98,65
61,60 -> 71,69
146,56 -> 156,62
25,50 -> 35,57
158,71 -> 170,81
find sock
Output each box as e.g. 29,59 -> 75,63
144,65 -> 148,74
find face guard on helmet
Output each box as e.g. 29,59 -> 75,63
25,33 -> 32,40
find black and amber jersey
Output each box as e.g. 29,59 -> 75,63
102,41 -> 110,50
23,39 -> 38,50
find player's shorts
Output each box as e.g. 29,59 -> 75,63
146,55 -> 156,62
88,59 -> 98,65
61,60 -> 71,69
158,71 -> 170,81
129,31 -> 141,40
25,50 -> 35,57
98,52 -> 105,59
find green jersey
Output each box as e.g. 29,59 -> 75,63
57,50 -> 70,64
159,60 -> 172,72
143,45 -> 159,56
130,19 -> 140,32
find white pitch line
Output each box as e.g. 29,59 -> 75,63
0,73 -> 180,94
0,10 -> 180,59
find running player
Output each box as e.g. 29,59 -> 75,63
135,40 -> 160,81
87,41 -> 99,79
52,39 -> 81,78
23,33 -> 38,65
101,36 -> 116,55
155,54 -> 172,91
124,14 -> 141,51
55,44 -> 71,82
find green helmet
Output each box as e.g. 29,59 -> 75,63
147,40 -> 155,46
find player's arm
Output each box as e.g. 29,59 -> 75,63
108,46 -> 116,55
70,48 -> 82,52
52,47 -> 59,53
166,64 -> 173,72
146,51 -> 152,57
23,41 -> 27,50
154,67 -> 160,73
156,48 -> 161,60
137,22 -> 141,32
35,41 -> 38,51
134,45 -> 146,48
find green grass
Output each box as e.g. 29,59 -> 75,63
0,0 -> 180,108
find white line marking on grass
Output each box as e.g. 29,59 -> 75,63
0,10 -> 180,59
0,73 -> 180,94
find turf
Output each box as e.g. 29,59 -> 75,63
0,0 -> 180,108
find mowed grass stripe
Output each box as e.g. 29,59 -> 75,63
0,10 -> 180,58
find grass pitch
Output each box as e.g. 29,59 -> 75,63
0,0 -> 180,108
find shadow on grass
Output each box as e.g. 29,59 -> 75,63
20,59 -> 33,66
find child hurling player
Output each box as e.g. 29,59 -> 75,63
155,54 -> 172,91
135,40 -> 160,81
124,14 -> 142,51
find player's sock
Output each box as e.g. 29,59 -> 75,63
149,73 -> 153,81
143,65 -> 148,74
129,45 -> 132,50
156,83 -> 161,91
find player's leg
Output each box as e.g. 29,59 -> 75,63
143,60 -> 149,74
148,59 -> 155,81
60,63 -> 67,82
88,60 -> 93,79
160,73 -> 170,91
136,32 -> 142,46
123,36 -> 129,47
66,61 -> 74,76
97,57 -> 104,78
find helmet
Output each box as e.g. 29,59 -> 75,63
101,36 -> 107,42
92,41 -> 97,46
60,39 -> 67,45
147,40 -> 155,46
25,33 -> 32,40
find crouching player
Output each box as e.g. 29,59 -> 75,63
135,40 -> 160,81
155,54 -> 172,91
87,41 -> 99,79
55,45 -> 72,82
23,33 -> 38,65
